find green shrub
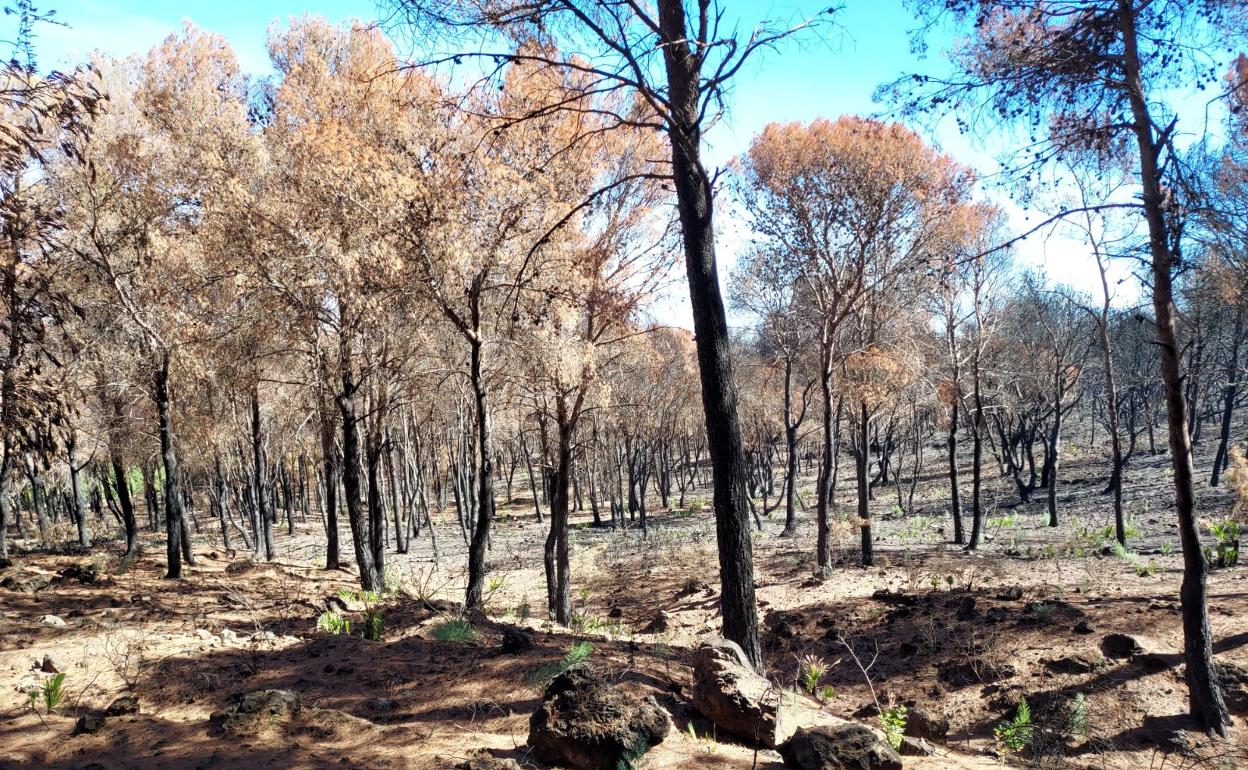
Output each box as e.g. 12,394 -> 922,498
1030,602 -> 1057,622
528,641 -> 594,686
316,611 -> 351,635
879,703 -> 908,751
28,673 -> 67,714
433,618 -> 478,643
994,696 -> 1033,753
363,608 -> 384,641
1207,520 -> 1241,568
797,654 -> 828,696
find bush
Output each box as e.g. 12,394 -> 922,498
433,619 -> 478,643
316,611 -> 351,635
879,703 -> 908,751
363,608 -> 384,641
1207,519 -> 1241,568
28,673 -> 67,714
994,696 -> 1033,754
527,641 -> 594,686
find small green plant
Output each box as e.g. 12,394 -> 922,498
797,654 -> 829,696
316,610 -> 351,635
686,722 -> 719,754
879,702 -> 908,751
994,696 -> 1033,754
28,673 -> 67,714
528,641 -> 595,686
434,618 -> 478,643
483,574 -> 508,607
1160,541 -> 1175,556
687,498 -> 705,514
1112,541 -> 1157,577
1030,602 -> 1057,622
382,568 -> 402,595
1207,520 -> 1241,568
362,608 -> 384,641
1067,692 -> 1088,738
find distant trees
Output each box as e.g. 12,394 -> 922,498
736,117 -> 973,570
892,0 -> 1243,736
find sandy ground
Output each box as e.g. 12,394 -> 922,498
0,446 -> 1245,769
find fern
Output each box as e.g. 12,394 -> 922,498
994,696 -> 1033,753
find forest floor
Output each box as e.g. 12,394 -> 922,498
1,445 -> 1246,769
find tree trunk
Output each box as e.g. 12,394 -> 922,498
112,454 -> 138,557
320,412 -> 341,572
658,0 -> 761,673
464,336 -> 495,610
856,401 -> 872,567
337,338 -> 380,592
154,352 -> 189,578
1210,305 -> 1243,486
1047,402 -> 1063,528
781,359 -> 800,538
67,433 -> 90,548
1121,3 -> 1229,735
948,398 -> 963,544
251,384 -> 275,561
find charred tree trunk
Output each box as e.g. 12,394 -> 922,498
154,352 -> 192,578
1121,5 -> 1229,735
1210,305 -> 1243,487
658,0 -> 761,672
337,337 -> 380,592
251,384 -> 275,561
464,335 -> 495,610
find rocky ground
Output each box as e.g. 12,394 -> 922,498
0,445 -> 1245,769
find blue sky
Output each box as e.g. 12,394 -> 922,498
20,0 -> 1221,326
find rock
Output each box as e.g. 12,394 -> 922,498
1101,633 -> 1143,659
450,749 -> 523,770
326,592 -> 366,613
870,589 -> 917,606
692,638 -> 785,747
0,555 -> 11,569
1046,654 -> 1102,675
778,724 -> 903,770
640,611 -> 671,634
676,579 -> 711,598
500,626 -> 535,655
40,615 -> 67,627
57,564 -> 100,584
208,689 -> 301,736
1073,620 -> 1095,634
106,696 -> 139,716
996,586 -> 1025,601
1215,661 -> 1248,713
74,713 -> 106,735
2,575 -> 49,593
40,654 -> 65,673
1135,653 -> 1172,673
903,706 -> 948,743
900,735 -> 934,756
527,665 -> 669,770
